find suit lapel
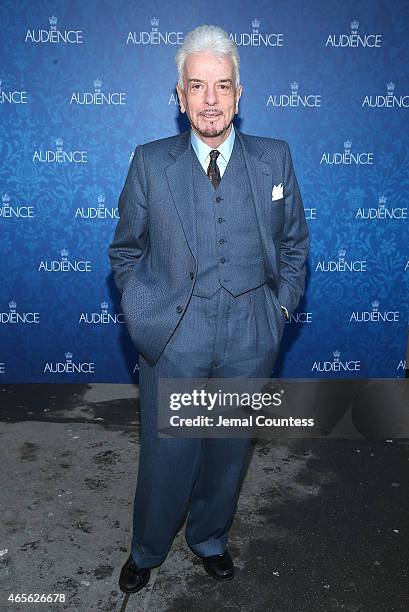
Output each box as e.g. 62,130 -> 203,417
165,130 -> 198,259
235,129 -> 273,255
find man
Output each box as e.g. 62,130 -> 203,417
108,25 -> 309,593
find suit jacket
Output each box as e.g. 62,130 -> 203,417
108,128 -> 310,366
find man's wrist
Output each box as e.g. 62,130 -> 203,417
280,305 -> 289,321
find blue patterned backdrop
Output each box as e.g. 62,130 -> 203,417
1,0 -> 408,382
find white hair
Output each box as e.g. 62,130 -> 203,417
175,25 -> 240,90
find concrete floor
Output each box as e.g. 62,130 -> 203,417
1,383 -> 409,611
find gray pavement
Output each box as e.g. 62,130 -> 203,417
1,383 -> 409,611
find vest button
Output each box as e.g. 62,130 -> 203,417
190,272 -> 194,280
220,258 -> 226,264
217,217 -> 223,223
219,238 -> 225,245
176,305 -> 183,313
216,196 -> 223,203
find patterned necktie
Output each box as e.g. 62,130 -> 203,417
207,150 -> 221,188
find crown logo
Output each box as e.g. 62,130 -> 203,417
252,18 -> 260,32
151,17 -> 159,31
290,81 -> 299,93
49,15 -> 57,30
55,137 -> 63,149
372,300 -> 380,311
61,248 -> 68,259
2,193 -> 10,204
344,140 -> 352,151
65,352 -> 73,361
97,193 -> 106,205
387,82 -> 395,94
351,20 -> 359,32
378,195 -> 387,207
338,248 -> 346,259
333,350 -> 341,362
101,301 -> 108,311
9,300 -> 16,310
94,78 -> 102,91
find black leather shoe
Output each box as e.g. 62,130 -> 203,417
119,554 -> 150,594
202,550 -> 234,581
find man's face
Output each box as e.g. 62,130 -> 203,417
176,50 -> 243,146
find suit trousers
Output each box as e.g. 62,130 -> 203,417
130,283 -> 283,568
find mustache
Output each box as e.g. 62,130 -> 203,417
199,110 -> 223,115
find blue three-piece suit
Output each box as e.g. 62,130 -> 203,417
108,126 -> 309,568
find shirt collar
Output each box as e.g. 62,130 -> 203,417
190,125 -> 235,166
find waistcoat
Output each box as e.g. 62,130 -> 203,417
192,136 -> 266,298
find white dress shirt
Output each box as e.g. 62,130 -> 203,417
190,125 -> 235,177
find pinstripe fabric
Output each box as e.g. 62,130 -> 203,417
107,129 -> 309,367
108,127 -> 309,568
192,136 -> 265,298
131,284 -> 284,567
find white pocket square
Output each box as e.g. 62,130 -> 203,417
272,183 -> 283,201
